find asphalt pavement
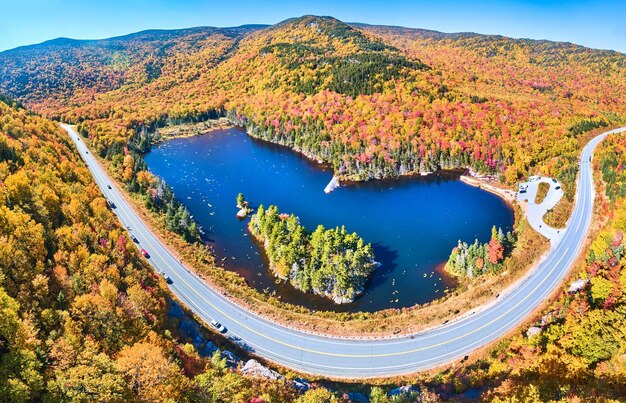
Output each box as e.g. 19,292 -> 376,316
518,176 -> 565,244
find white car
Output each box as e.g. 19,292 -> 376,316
210,319 -> 226,333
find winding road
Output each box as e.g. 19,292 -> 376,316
62,124 -> 625,378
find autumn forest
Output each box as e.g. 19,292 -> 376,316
1,14 -> 626,402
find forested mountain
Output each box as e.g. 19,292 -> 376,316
1,15 -> 625,186
0,25 -> 264,113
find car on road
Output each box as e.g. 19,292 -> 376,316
140,248 -> 150,258
210,319 -> 227,333
158,270 -> 172,284
107,184 -> 112,189
552,178 -> 558,183
130,234 -> 138,243
556,186 -> 561,190
107,200 -> 116,209
85,151 -> 89,154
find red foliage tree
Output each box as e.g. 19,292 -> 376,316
488,236 -> 504,264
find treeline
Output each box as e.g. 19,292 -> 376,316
249,205 -> 376,303
446,226 -> 515,278
232,109 -> 482,181
76,121 -> 202,242
598,140 -> 626,203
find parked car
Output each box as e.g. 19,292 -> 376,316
140,249 -> 150,258
552,178 -> 558,183
210,319 -> 227,333
107,200 -> 116,209
556,186 -> 561,190
130,234 -> 138,243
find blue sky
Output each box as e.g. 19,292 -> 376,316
2,0 -> 624,53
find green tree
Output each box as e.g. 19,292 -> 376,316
236,192 -> 246,208
295,388 -> 340,403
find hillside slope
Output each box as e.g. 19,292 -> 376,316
2,16 -> 624,186
0,25 -> 264,113
2,15 -> 626,401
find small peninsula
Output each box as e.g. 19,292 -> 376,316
249,205 -> 376,303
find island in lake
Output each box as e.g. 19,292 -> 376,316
249,204 -> 376,303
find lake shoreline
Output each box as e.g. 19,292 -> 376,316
146,127 -> 515,313
459,171 -> 518,210
152,118 -> 234,144
131,127 -> 552,338
177,121 -> 517,202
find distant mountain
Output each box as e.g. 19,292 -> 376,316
0,25 -> 264,108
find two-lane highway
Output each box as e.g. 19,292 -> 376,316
62,123 -> 626,378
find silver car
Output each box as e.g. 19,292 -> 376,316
210,319 -> 226,333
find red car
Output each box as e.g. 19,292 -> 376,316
140,249 -> 150,258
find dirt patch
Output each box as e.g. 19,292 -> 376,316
155,118 -> 233,141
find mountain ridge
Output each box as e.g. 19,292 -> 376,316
4,15 -> 625,56
1,24 -> 270,53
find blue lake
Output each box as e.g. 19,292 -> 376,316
144,127 -> 514,312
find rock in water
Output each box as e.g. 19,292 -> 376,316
324,176 -> 340,194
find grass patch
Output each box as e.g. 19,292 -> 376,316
544,197 -> 572,228
535,182 -> 550,204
